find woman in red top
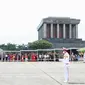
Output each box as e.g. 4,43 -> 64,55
31,53 -> 36,61
21,54 -> 24,62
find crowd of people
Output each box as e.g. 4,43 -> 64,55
0,52 -> 59,62
0,51 -> 85,62
0,53 -> 21,62
70,52 -> 85,61
0,53 -> 38,62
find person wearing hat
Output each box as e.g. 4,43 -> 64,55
63,47 -> 70,83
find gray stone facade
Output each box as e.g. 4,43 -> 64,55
37,17 -> 85,48
37,17 -> 80,40
43,38 -> 85,48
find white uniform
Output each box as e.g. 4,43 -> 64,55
63,52 -> 70,82
83,53 -> 85,63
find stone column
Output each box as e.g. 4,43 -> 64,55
51,24 -> 53,38
57,24 -> 59,38
76,24 -> 78,38
43,23 -> 47,38
69,24 -> 72,38
63,24 -> 66,38
1,54 -> 3,62
73,25 -> 76,38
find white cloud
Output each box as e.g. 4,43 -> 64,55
0,0 -> 85,44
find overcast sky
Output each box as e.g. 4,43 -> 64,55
0,0 -> 85,44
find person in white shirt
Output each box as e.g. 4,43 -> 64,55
5,54 -> 8,61
39,54 -> 42,61
63,47 -> 70,83
46,54 -> 49,61
44,54 -> 47,61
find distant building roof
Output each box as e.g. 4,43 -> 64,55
37,17 -> 80,30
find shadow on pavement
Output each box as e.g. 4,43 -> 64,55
68,82 -> 85,84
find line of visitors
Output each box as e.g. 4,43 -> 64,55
0,52 -> 59,62
0,51 -> 85,62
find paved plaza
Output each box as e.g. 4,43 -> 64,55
0,61 -> 85,85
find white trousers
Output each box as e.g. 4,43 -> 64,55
84,58 -> 85,62
64,64 -> 69,81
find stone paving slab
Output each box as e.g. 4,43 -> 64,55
0,62 -> 85,85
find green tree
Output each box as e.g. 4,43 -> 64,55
0,44 -> 7,50
16,45 -> 23,50
6,43 -> 16,50
0,43 -> 16,50
16,44 -> 28,50
0,43 -> 29,51
29,40 -> 52,49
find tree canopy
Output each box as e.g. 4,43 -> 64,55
0,40 -> 52,50
0,43 -> 16,50
29,40 -> 52,49
0,43 -> 28,51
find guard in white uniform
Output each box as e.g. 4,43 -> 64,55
63,48 -> 70,83
83,52 -> 85,63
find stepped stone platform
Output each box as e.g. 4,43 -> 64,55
43,38 -> 85,48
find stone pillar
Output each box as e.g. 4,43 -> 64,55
1,54 -> 3,62
43,23 -> 47,38
69,24 -> 72,38
76,24 -> 78,38
57,24 -> 59,38
51,24 -> 53,38
73,25 -> 76,38
63,24 -> 66,38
